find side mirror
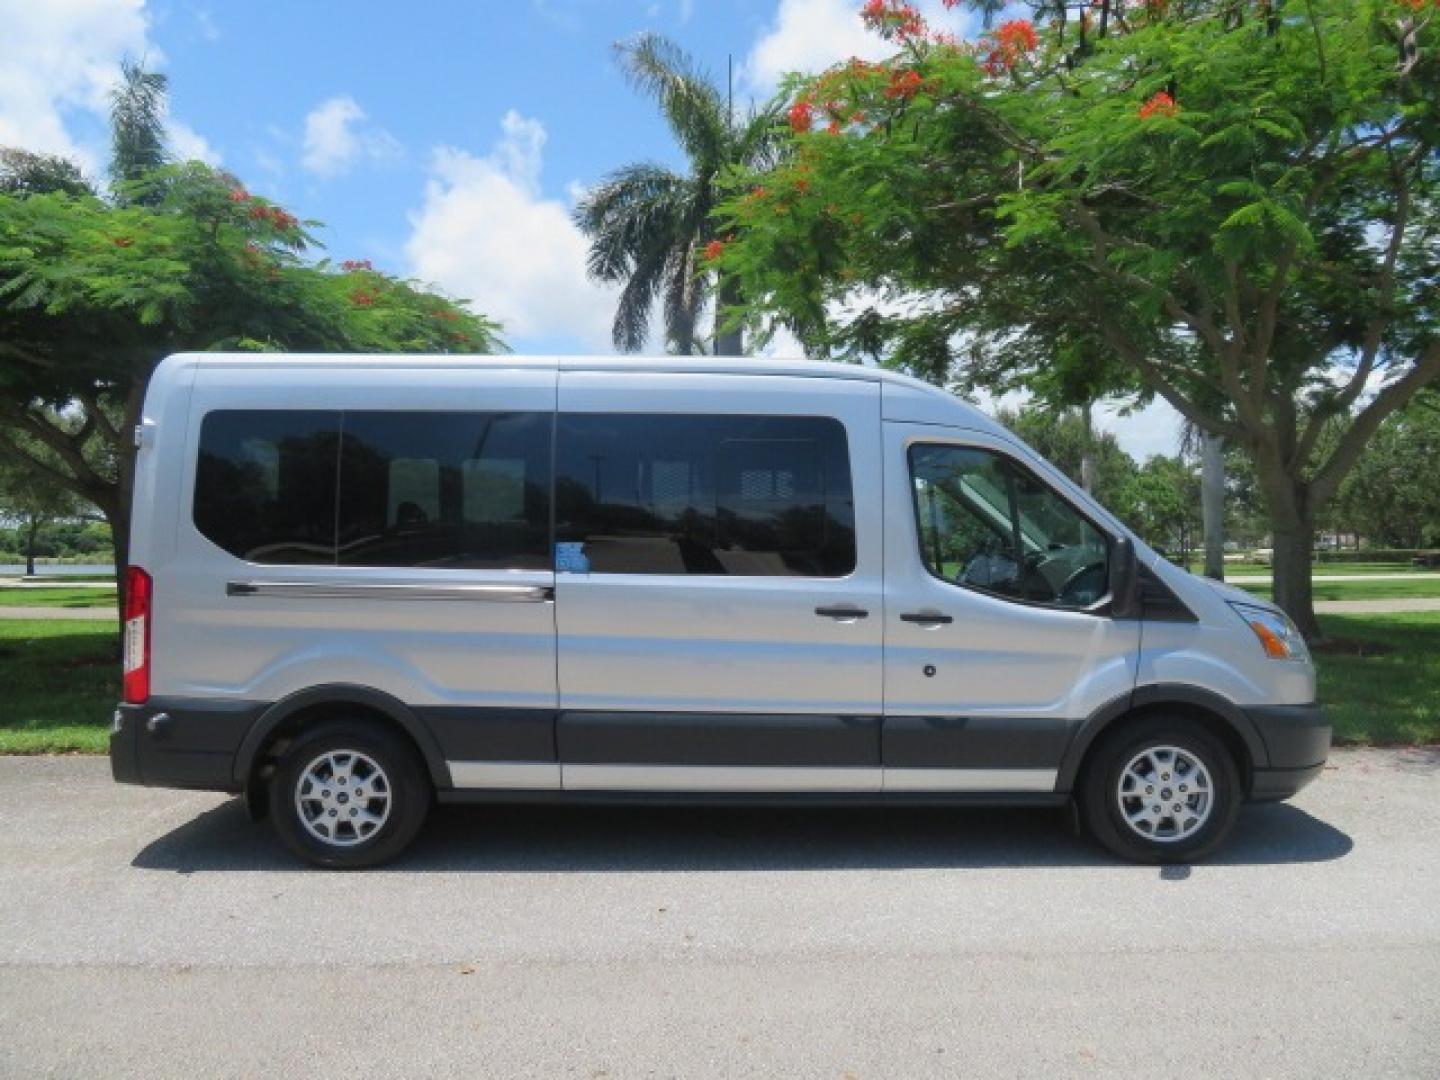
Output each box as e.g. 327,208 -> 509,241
1109,535 -> 1142,619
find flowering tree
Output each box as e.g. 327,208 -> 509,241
0,171 -> 503,615
715,0 -> 1439,639
0,70 -> 502,620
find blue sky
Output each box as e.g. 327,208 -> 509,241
0,0 -> 1183,458
147,0 -> 780,294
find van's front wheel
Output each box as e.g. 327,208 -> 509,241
268,720 -> 430,869
1080,717 -> 1241,864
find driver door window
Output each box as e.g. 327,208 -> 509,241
909,444 -> 1110,609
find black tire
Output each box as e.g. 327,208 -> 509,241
267,719 -> 431,869
1079,716 -> 1241,864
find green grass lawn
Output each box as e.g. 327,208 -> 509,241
0,587 -> 116,608
1187,560 -> 1439,578
0,621 -> 117,753
1318,613 -> 1440,746
1,611 -> 1435,754
1234,577 -> 1440,602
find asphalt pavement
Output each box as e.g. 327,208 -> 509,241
1,750 -> 1437,1078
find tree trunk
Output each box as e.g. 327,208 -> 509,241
1251,443 -> 1322,640
1078,403 -> 1095,495
714,279 -> 744,357
1270,517 -> 1320,641
1201,433 -> 1225,581
24,516 -> 40,577
103,448 -> 136,630
104,384 -> 145,628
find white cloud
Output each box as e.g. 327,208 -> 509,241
531,0 -> 582,32
405,110 -> 622,351
194,9 -> 220,41
0,0 -> 152,174
1098,398 -> 1186,462
969,387 -> 1186,462
0,0 -> 227,182
300,95 -> 401,178
743,0 -> 976,96
168,118 -> 220,165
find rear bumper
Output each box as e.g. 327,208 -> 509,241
109,700 -> 260,793
1249,762 -> 1326,802
1245,702 -> 1330,802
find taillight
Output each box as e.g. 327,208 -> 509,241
122,566 -> 152,704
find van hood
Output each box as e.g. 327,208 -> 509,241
1194,573 -> 1283,614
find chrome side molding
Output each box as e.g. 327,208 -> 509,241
225,580 -> 554,602
443,761 -> 1060,794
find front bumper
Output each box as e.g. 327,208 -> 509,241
1245,702 -> 1331,802
109,700 -> 260,793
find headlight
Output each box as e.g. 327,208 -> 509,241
1229,602 -> 1309,661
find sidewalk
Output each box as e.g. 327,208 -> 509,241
1225,572 -> 1438,583
1312,598 -> 1440,614
0,607 -> 114,620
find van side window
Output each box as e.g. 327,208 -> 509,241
193,410 -> 551,569
194,411 -> 341,564
556,414 -> 856,576
909,443 -> 1110,608
337,412 -> 551,569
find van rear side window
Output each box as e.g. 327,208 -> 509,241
194,410 -> 341,565
194,410 -> 551,569
556,414 -> 856,577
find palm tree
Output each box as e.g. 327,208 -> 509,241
109,60 -> 169,204
574,34 -> 783,356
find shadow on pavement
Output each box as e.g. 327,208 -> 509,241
132,798 -> 1353,874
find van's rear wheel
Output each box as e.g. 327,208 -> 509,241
268,720 -> 430,869
1080,716 -> 1241,864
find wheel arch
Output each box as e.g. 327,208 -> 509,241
1056,684 -> 1269,796
232,684 -> 452,794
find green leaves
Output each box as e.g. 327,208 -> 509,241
1214,197 -> 1315,261
0,161 -> 506,403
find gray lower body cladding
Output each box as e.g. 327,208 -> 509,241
109,696 -> 1328,804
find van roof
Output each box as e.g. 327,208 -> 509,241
167,352 -> 1007,436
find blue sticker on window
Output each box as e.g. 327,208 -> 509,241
555,542 -> 590,574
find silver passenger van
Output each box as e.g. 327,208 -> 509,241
111,354 -> 1329,867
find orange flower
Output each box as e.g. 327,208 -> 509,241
788,99 -> 814,133
1138,91 -> 1179,119
703,239 -> 725,262
985,19 -> 1038,74
996,18 -> 1038,52
884,69 -> 924,99
860,0 -> 926,40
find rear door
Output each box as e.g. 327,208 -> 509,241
553,371 -> 884,792
881,422 -> 1140,792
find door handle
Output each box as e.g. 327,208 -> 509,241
815,605 -> 869,620
900,611 -> 953,625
